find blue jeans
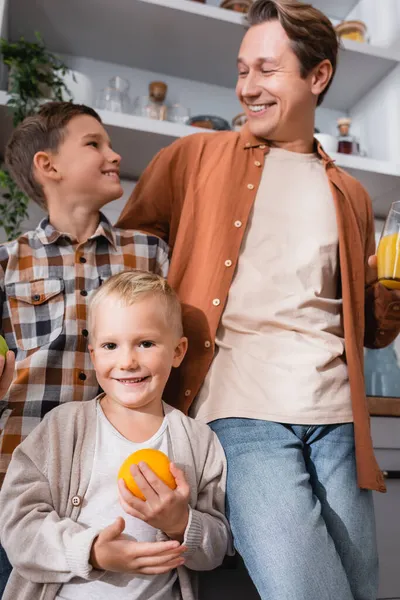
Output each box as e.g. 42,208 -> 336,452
0,544 -> 12,598
210,419 -> 378,600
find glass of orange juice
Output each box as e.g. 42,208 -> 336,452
377,201 -> 400,289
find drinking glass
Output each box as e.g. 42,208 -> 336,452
167,104 -> 190,124
377,200 -> 400,289
96,87 -> 123,113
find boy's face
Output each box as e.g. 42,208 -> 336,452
89,295 -> 187,413
48,115 -> 123,206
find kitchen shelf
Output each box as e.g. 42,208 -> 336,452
0,91 -> 399,216
312,0 -> 359,20
0,91 -> 213,181
7,0 -> 400,112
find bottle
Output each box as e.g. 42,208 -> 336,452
147,81 -> 168,120
337,117 -> 359,155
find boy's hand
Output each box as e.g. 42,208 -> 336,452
118,462 -> 190,541
90,517 -> 186,574
0,351 -> 15,401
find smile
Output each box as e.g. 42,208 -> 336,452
102,171 -> 120,181
116,376 -> 150,385
246,103 -> 276,116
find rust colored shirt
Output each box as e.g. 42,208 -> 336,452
117,125 -> 400,492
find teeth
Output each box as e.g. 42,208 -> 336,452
248,105 -> 267,112
117,377 -> 145,383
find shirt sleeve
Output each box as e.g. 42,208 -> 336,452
116,137 -> 190,249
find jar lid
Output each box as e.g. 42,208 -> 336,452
335,20 -> 367,35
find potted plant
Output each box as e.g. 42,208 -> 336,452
0,33 -> 72,240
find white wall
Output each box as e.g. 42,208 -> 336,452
347,0 -> 400,162
0,0 -> 8,89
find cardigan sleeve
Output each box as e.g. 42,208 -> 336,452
0,417 -> 103,584
169,427 -> 233,571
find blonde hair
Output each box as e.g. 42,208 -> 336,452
88,270 -> 183,339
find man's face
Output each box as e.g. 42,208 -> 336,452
236,20 -> 317,142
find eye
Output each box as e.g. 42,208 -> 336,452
87,141 -> 99,148
261,69 -> 277,75
139,340 -> 155,349
101,342 -> 116,350
238,71 -> 248,78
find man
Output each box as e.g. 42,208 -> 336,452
117,1 -> 400,598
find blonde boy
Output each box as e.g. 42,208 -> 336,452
0,271 -> 231,600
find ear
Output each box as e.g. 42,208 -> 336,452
33,151 -> 61,183
172,336 -> 188,368
88,344 -> 96,366
310,59 -> 333,99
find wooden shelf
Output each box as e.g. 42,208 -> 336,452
7,0 -> 400,112
1,91 -> 399,215
368,396 -> 400,418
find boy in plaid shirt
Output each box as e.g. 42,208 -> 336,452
0,102 -> 169,593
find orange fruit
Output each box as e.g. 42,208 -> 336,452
118,448 -> 176,501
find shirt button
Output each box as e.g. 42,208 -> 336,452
204,341 -> 211,348
259,144 -> 266,149
212,298 -> 221,306
184,389 -> 191,397
393,304 -> 400,311
32,294 -> 41,302
82,329 -> 89,337
80,290 -> 88,297
79,257 -> 86,264
71,495 -> 81,507
225,259 -> 232,267
247,183 -> 255,190
79,372 -> 87,381
254,161 -> 261,167
234,220 -> 242,228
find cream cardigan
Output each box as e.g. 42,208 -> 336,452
0,398 -> 232,600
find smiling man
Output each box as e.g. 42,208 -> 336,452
117,1 -> 400,598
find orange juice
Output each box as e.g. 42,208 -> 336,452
377,233 -> 400,289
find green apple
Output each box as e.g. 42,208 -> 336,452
0,335 -> 9,358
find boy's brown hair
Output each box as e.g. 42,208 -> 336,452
5,102 -> 102,209
247,0 -> 339,106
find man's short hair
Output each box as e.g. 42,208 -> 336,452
88,270 -> 184,340
247,0 -> 339,106
5,102 -> 102,208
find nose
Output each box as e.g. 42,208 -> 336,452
119,347 -> 138,370
107,147 -> 121,166
240,71 -> 261,99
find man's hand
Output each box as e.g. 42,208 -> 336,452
367,255 -> 378,285
0,351 -> 15,401
90,517 -> 186,574
118,462 -> 190,542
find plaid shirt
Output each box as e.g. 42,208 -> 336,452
0,213 -> 169,484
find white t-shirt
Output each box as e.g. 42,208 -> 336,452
56,400 -> 181,600
193,147 -> 352,425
